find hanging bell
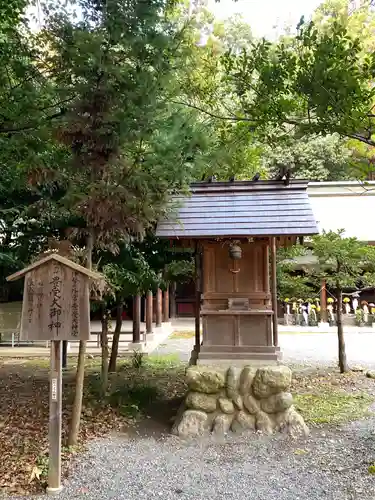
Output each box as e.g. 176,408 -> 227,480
229,243 -> 242,260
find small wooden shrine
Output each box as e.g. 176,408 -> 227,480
156,180 -> 318,365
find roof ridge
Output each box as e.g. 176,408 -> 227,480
189,181 -> 309,192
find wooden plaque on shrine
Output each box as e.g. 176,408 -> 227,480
7,254 -> 102,341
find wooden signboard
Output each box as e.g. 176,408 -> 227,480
21,262 -> 89,341
7,253 -> 102,495
7,253 -> 101,341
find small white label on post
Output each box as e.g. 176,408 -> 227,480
51,378 -> 57,401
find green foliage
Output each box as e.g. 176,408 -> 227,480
163,259 -> 194,283
103,248 -> 159,298
278,231 -> 375,310
109,383 -> 160,418
0,0 -> 219,291
37,0 -> 200,245
3,0 -> 374,307
355,308 -> 364,325
262,134 -> 354,181
99,235 -> 194,305
130,350 -> 145,369
214,9 -> 375,149
0,0 -> 27,34
89,373 -> 160,417
176,3 -> 369,181
276,246 -> 314,299
173,6 -> 264,181
311,230 -> 375,289
144,353 -> 181,367
214,14 -> 253,54
87,353 -> 183,417
314,0 -> 375,55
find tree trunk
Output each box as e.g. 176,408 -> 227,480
100,305 -> 109,395
108,301 -> 123,373
336,287 -> 349,373
320,279 -> 327,322
68,232 -> 93,447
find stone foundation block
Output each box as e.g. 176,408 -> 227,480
172,364 -> 308,439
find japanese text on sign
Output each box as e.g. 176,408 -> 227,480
48,264 -> 62,336
71,272 -> 79,337
51,378 -> 57,401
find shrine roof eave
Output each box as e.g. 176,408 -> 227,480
160,230 -> 318,240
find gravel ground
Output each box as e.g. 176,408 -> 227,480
8,419 -> 375,500
155,332 -> 375,369
4,332 -> 375,500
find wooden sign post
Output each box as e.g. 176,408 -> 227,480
49,339 -> 62,494
7,254 -> 101,495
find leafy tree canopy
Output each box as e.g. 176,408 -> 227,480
311,230 -> 375,289
261,133 -> 354,181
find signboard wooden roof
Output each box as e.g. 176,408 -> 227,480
6,253 -> 101,282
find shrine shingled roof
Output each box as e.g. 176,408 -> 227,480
156,180 -> 318,238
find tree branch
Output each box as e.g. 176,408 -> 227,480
170,100 -> 257,124
0,96 -> 76,135
173,100 -> 375,147
0,108 -> 67,135
347,133 -> 375,147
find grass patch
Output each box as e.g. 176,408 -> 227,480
294,389 -> 374,425
170,330 -> 195,339
86,354 -> 184,418
21,358 -> 51,368
107,384 -> 160,417
146,353 -> 181,367
23,356 -> 103,370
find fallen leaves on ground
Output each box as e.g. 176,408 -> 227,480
0,361 -> 127,496
0,356 -> 186,497
169,330 -> 195,339
294,448 -> 309,455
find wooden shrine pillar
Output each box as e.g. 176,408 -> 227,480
194,243 -> 201,352
155,288 -> 162,327
270,237 -> 279,347
146,290 -> 153,334
163,287 -> 169,322
132,294 -> 141,343
170,282 -> 177,319
142,297 -> 146,323
320,279 -> 327,322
